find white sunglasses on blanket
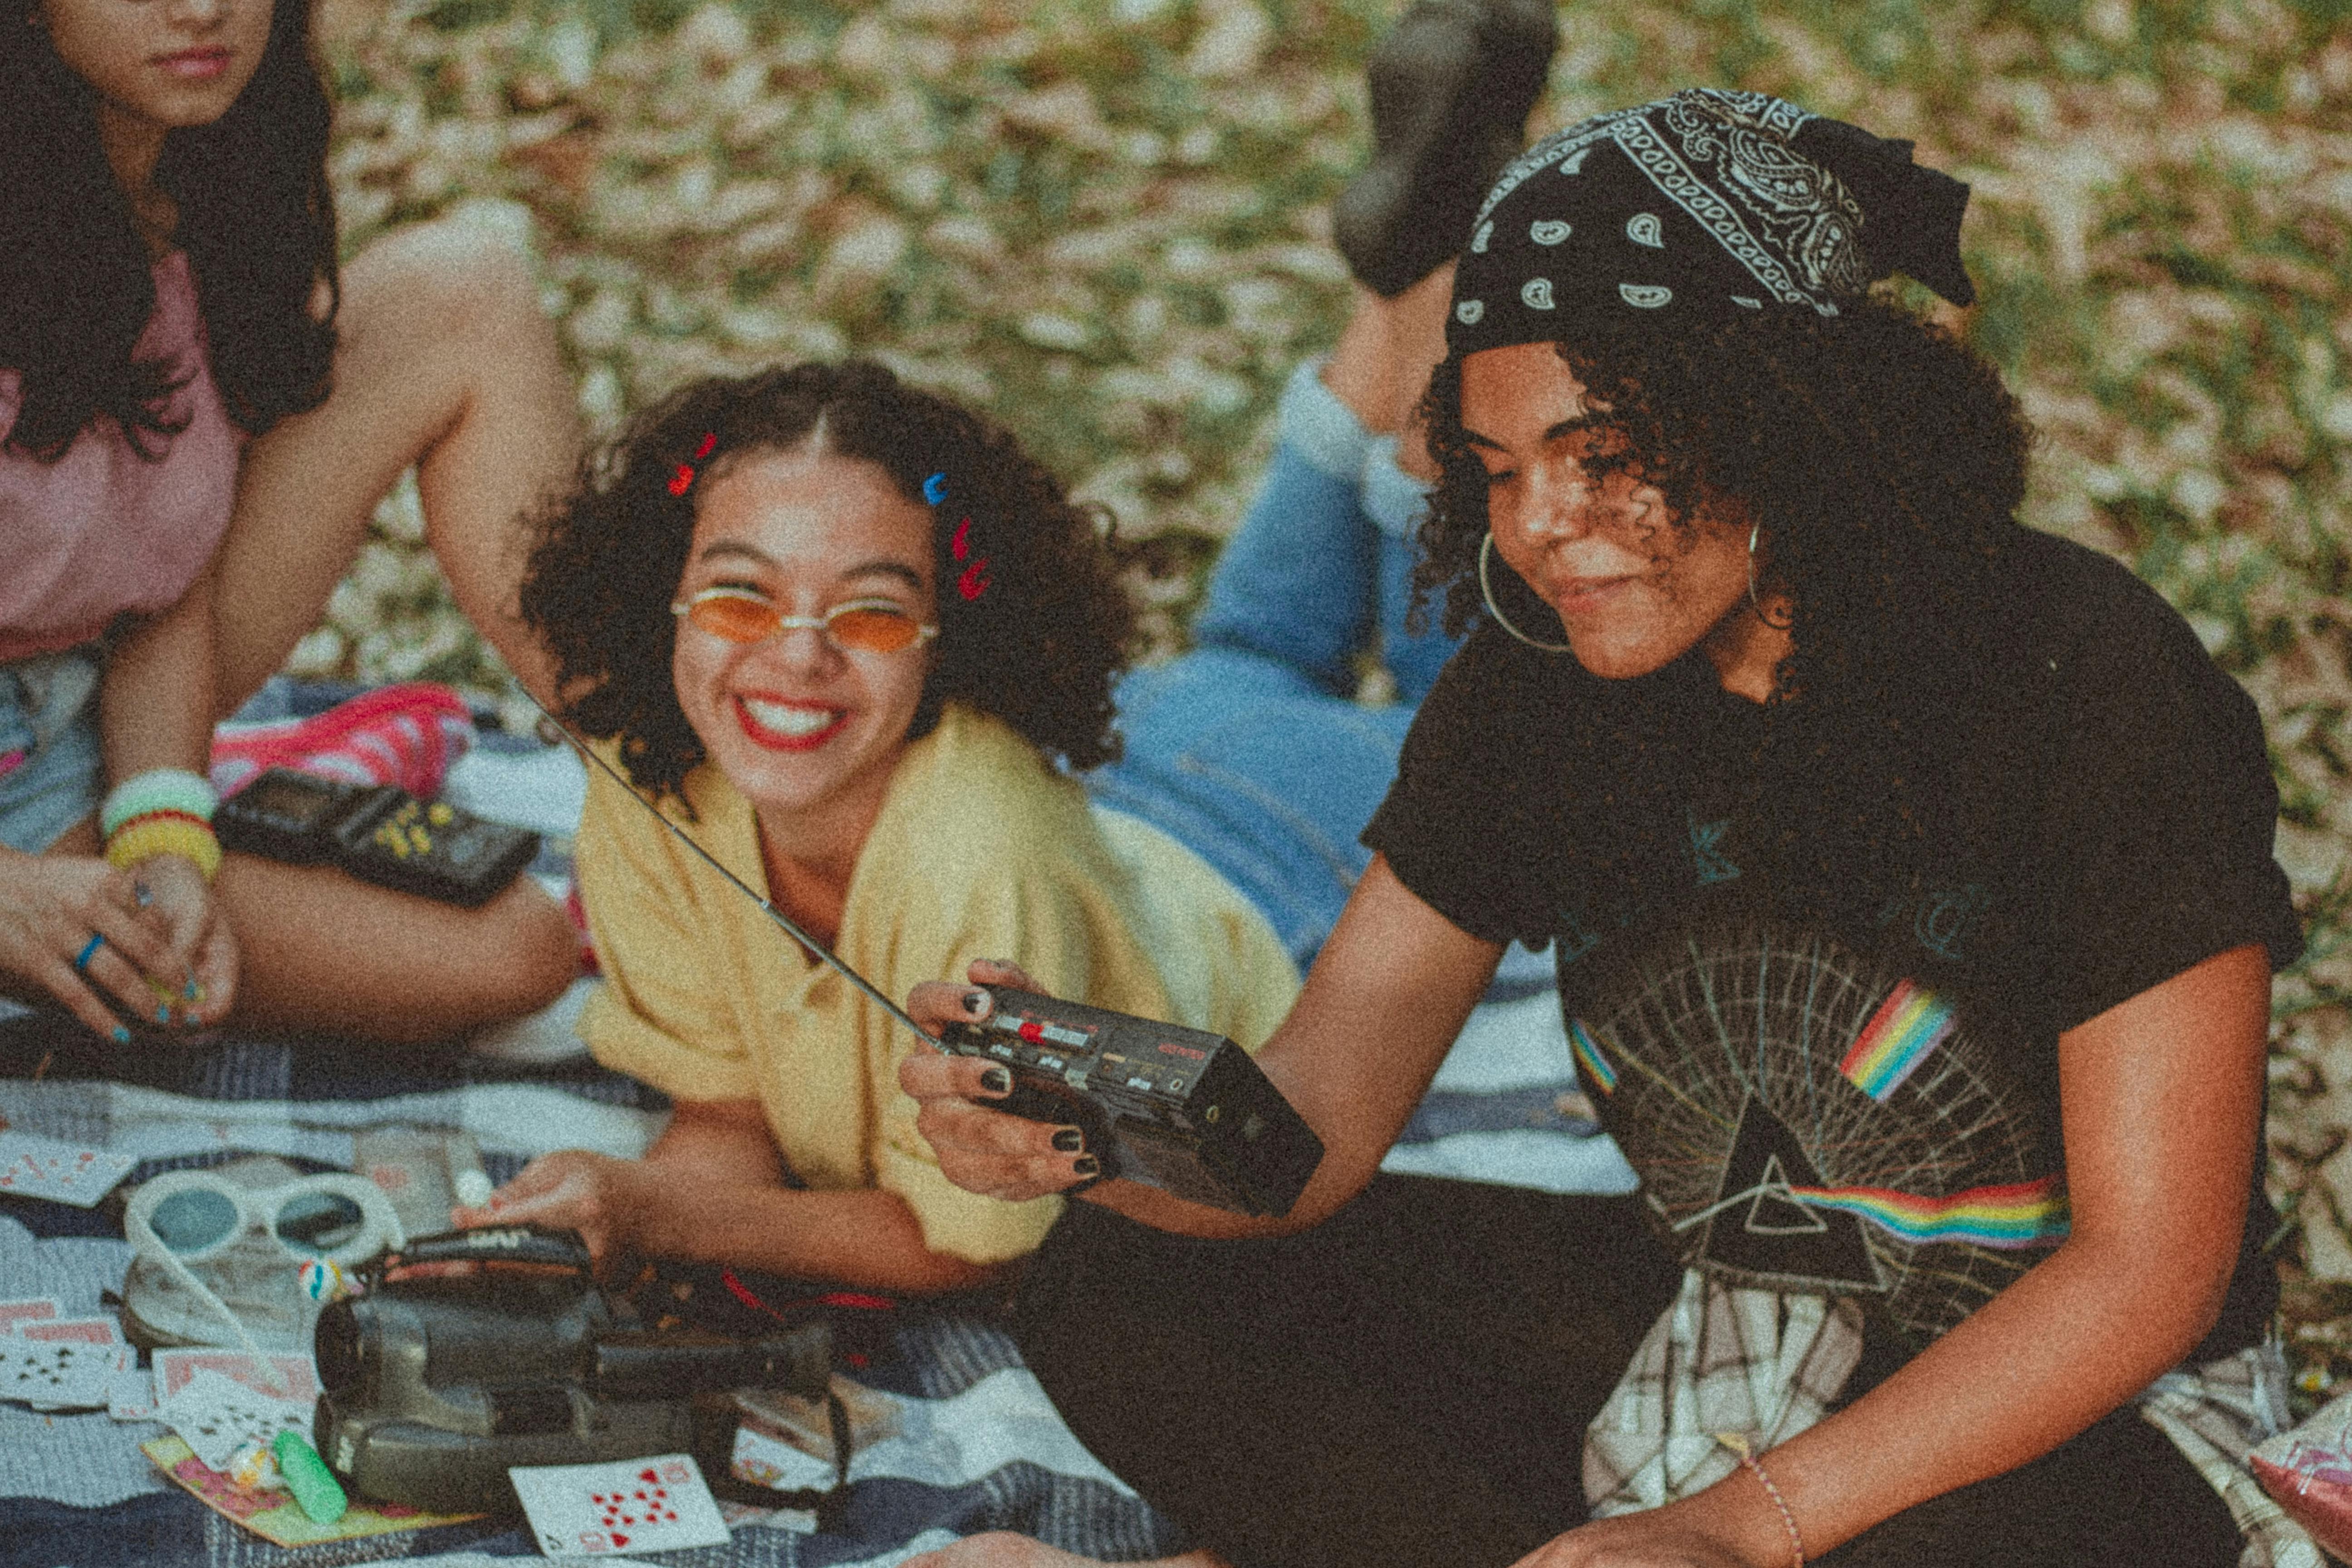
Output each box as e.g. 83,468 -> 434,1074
125,1171 -> 406,1392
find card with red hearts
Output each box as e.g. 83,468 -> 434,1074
0,1131 -> 137,1207
506,1453 -> 730,1557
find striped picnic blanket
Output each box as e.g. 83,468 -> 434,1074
0,726 -> 1632,1568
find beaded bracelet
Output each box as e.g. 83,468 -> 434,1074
1715,1432 -> 1804,1568
101,767 -> 218,838
105,813 -> 224,882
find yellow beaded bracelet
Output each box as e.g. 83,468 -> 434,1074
105,813 -> 224,882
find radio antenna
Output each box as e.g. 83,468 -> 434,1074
522,693 -> 937,1044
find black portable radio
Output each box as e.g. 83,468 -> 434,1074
216,767 -> 539,908
936,988 -> 1323,1218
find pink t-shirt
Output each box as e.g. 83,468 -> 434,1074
0,250 -> 243,661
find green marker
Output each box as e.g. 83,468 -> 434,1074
273,1429 -> 348,1524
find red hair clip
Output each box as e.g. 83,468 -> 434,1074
951,517 -> 991,601
667,432 -> 721,497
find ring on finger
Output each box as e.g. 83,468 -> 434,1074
72,933 -> 106,974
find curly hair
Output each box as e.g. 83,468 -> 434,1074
1415,294 -> 2036,892
520,360 -> 1138,800
0,0 -> 338,458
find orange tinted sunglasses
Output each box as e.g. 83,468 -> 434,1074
670,587 -> 939,654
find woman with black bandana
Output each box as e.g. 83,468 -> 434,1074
899,91 -> 2302,1568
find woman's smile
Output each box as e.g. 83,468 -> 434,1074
1544,570 -> 1644,617
733,693 -> 850,751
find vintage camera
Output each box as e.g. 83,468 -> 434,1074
312,1227 -> 833,1513
936,988 -> 1323,1217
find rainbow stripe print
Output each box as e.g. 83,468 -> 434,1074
1785,1176 -> 2069,1250
1567,1019 -> 1619,1095
1839,979 -> 1956,1102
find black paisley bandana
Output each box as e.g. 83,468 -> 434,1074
1446,89 -> 1974,355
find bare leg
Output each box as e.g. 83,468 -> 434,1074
212,853 -> 575,1043
902,1535 -> 1227,1568
40,814 -> 576,1042
211,202 -> 581,712
1314,261 -> 1455,477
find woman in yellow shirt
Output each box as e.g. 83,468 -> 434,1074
450,358 -> 1298,1293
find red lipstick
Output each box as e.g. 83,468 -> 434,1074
732,696 -> 848,753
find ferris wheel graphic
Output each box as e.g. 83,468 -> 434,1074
1567,922 -> 2068,1344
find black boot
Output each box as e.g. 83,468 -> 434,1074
1332,0 -> 1559,298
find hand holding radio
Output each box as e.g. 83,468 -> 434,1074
903,958 -> 1324,1217
900,959 -> 1102,1205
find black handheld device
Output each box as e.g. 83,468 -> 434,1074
935,989 -> 1322,1217
216,767 -> 539,908
313,1225 -> 836,1513
523,698 -> 1326,1218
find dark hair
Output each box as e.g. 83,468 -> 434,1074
1416,294 -> 2036,888
521,360 -> 1139,800
0,0 -> 339,459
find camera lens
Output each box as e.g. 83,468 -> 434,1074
313,1297 -> 372,1397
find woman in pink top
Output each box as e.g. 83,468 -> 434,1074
0,0 -> 579,1043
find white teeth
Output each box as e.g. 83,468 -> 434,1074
740,697 -> 842,736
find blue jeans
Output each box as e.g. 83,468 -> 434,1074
0,647 -> 106,853
1089,362 -> 1496,973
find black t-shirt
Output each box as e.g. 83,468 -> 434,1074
1365,529 -> 2301,1358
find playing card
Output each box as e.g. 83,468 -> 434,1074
0,1298 -> 60,1334
108,1365 -> 159,1421
160,1367 -> 312,1472
0,1334 -> 114,1408
12,1318 -> 130,1410
508,1453 -> 731,1557
0,1129 -> 137,1206
731,1419 -> 838,1494
17,1315 -> 125,1348
155,1348 -> 319,1405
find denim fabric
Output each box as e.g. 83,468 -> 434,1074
1091,362 -> 1480,968
0,646 -> 105,852
1092,648 -> 1416,966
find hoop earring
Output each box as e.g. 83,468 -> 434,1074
1746,520 -> 1794,631
1479,532 -> 1572,653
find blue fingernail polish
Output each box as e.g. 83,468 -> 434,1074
184,979 -> 198,1000
112,1026 -> 131,1045
156,1003 -> 172,1023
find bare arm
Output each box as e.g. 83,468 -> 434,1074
92,568 -> 236,1024
1523,941 -> 2275,1567
899,854 -> 1505,1238
102,566 -> 217,784
456,1099 -> 1002,1295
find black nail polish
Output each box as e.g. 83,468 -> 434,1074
963,988 -> 991,1017
1072,1156 -> 1101,1178
1052,1127 -> 1084,1152
980,1066 -> 1012,1095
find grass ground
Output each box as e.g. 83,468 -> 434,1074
308,0 -> 2352,1391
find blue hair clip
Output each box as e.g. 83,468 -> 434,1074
923,473 -> 949,505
